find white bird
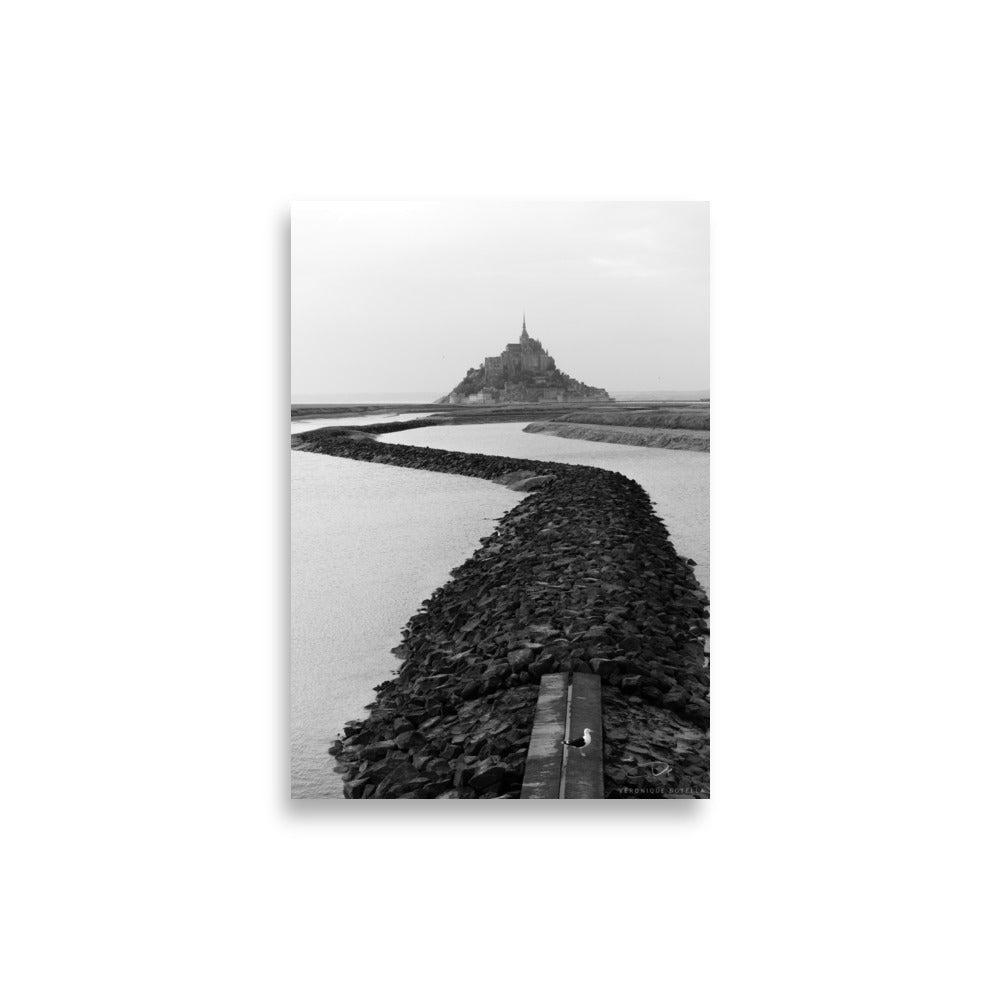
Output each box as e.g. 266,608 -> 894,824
561,728 -> 593,754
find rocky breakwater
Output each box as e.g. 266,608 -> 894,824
294,418 -> 444,439
292,425 -> 710,798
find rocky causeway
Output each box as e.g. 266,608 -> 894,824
292,424 -> 710,799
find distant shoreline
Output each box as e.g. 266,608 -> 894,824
524,421 -> 710,452
292,399 -> 709,423
291,390 -> 709,407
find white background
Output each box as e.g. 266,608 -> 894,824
3,2 -> 998,998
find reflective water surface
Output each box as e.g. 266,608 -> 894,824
291,412 -> 432,434
291,451 -> 513,797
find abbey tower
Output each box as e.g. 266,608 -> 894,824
442,316 -> 609,405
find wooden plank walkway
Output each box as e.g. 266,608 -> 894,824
563,673 -> 604,799
520,674 -> 569,798
520,672 -> 603,799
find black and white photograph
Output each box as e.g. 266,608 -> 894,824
291,201 -> 709,798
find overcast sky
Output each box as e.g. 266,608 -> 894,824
291,201 -> 708,399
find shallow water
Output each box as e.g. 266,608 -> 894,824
291,412 -> 431,434
382,422 -> 709,592
291,451 -> 513,797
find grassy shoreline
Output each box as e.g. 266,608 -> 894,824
292,401 -> 711,452
524,421 -> 710,452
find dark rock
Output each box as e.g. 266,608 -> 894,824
527,659 -> 548,680
343,778 -> 368,799
360,740 -> 397,761
421,779 -> 455,798
469,760 -> 508,791
394,730 -> 427,751
507,648 -> 535,670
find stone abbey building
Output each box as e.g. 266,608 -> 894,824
484,316 -> 555,381
441,316 -> 610,405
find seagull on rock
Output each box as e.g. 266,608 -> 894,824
561,728 -> 593,754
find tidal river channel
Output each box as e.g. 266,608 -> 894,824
291,420 -> 709,797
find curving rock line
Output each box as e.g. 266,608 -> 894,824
292,424 -> 710,799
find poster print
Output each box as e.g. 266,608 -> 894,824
291,201 -> 709,799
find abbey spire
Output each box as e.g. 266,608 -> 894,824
441,314 -> 609,405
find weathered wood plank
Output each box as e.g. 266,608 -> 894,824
563,673 -> 603,799
520,674 -> 570,799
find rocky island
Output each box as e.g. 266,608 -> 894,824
438,316 -> 611,405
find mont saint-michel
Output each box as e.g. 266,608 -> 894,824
439,316 -> 610,405
291,200 -> 709,802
